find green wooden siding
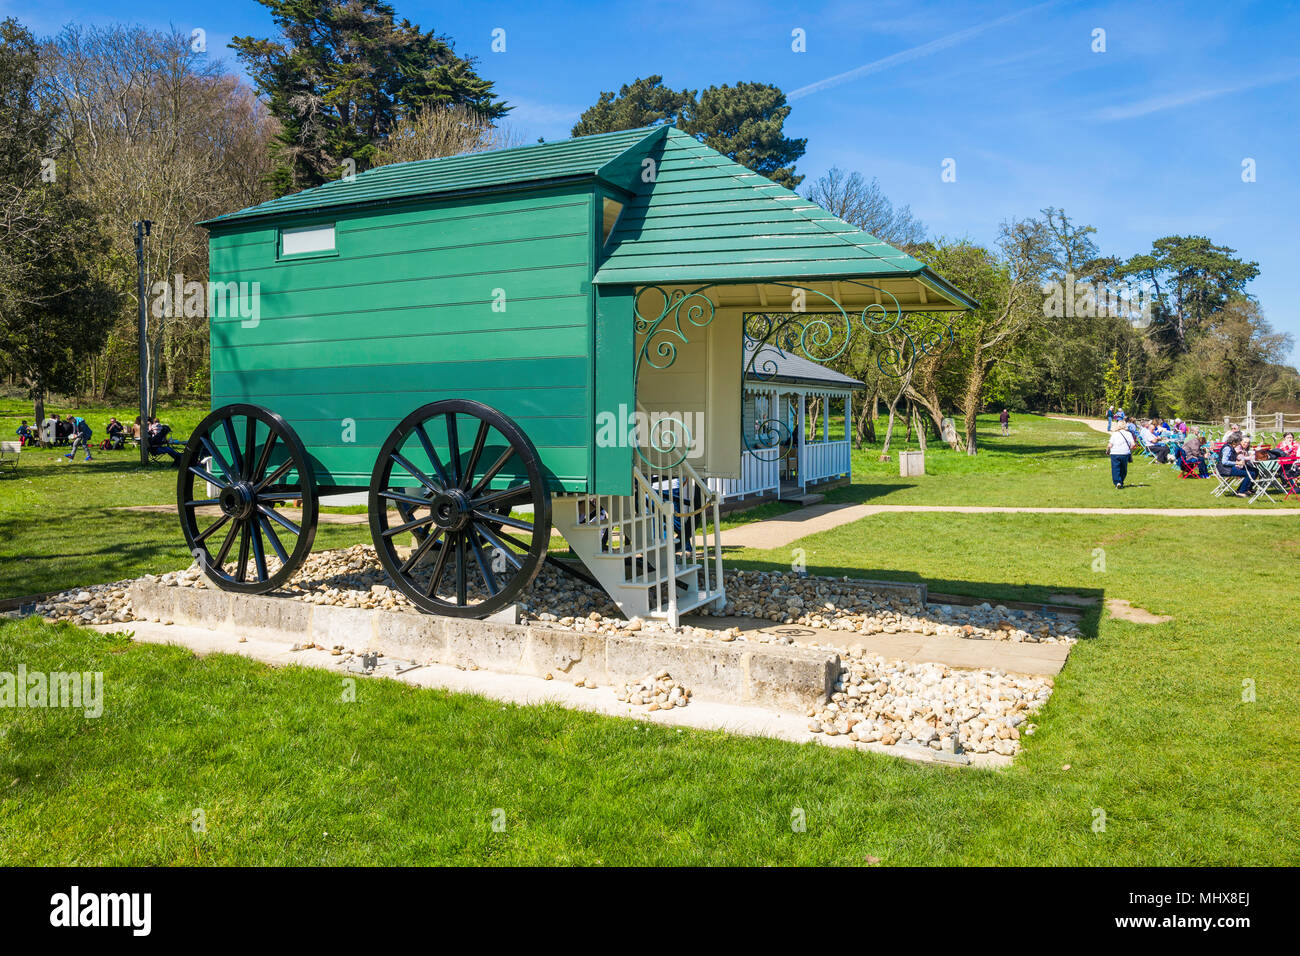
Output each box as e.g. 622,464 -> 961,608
208,185 -> 595,490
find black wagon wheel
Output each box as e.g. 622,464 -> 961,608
368,399 -> 552,618
177,403 -> 319,593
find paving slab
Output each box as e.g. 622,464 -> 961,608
685,615 -> 1070,676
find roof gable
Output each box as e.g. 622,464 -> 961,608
594,128 -> 936,287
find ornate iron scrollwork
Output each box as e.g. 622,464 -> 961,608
632,280 -> 957,466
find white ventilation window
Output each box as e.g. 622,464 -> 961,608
281,223 -> 336,256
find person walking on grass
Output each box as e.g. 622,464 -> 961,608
63,416 -> 93,462
1106,405 -> 1114,431
999,407 -> 1010,436
1108,425 -> 1135,489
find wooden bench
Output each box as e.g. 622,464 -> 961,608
0,440 -> 20,474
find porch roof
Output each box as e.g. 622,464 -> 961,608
594,128 -> 976,311
743,344 -> 865,391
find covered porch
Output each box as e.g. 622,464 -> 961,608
708,344 -> 863,504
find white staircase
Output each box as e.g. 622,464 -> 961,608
554,457 -> 726,628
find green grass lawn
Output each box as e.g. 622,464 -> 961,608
2,410 -> 1298,864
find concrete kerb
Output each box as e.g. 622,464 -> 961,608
129,581 -> 838,712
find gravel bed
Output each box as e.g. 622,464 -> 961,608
17,546 -> 1073,756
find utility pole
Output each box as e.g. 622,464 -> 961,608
135,220 -> 152,466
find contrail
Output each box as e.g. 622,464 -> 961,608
789,1 -> 1061,100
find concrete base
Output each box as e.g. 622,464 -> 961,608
92,620 -> 1009,769
129,581 -> 839,713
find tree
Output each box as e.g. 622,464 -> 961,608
571,75 -> 692,136
232,0 -> 507,193
685,82 -> 805,188
572,76 -> 806,188
1118,235 -> 1259,353
0,18 -> 118,424
912,224 -> 1051,455
371,104 -> 522,167
41,23 -> 279,403
804,167 -> 925,248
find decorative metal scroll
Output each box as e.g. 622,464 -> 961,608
632,280 -> 957,466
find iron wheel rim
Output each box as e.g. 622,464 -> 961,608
368,399 -> 551,617
177,403 -> 319,593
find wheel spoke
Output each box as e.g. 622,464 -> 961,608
213,520 -> 239,567
378,489 -> 432,507
455,532 -> 468,605
243,416 -> 257,481
472,519 -> 525,571
222,417 -> 245,481
188,463 -> 228,490
235,522 -> 251,582
467,447 -> 515,498
446,413 -> 462,486
257,504 -> 301,536
461,420 -> 490,491
184,498 -> 220,508
258,514 -> 290,563
255,457 -> 294,492
470,485 -> 531,510
472,509 -> 534,534
390,451 -> 443,496
424,536 -> 451,597
413,423 -> 452,488
383,511 -> 437,539
198,437 -> 236,484
399,527 -> 444,573
257,490 -> 303,502
194,512 -> 231,545
468,529 -> 499,595
250,519 -> 268,581
252,430 -> 278,483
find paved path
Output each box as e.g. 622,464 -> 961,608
118,504 -> 370,525
688,615 -> 1070,676
722,501 -> 1300,550
1046,414 -> 1111,434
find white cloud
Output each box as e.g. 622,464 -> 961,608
788,0 -> 1061,100
1095,70 -> 1300,121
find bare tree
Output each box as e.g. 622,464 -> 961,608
371,105 -> 522,167
804,167 -> 926,248
40,24 -> 277,402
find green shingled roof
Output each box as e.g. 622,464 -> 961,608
202,125 -> 973,309
595,128 -> 974,308
202,125 -> 666,226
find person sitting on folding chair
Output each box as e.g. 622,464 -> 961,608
105,417 -> 126,450
1217,438 -> 1255,497
1175,430 -> 1209,478
1139,422 -> 1170,463
147,418 -> 182,465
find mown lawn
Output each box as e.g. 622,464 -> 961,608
1,410 -> 1297,864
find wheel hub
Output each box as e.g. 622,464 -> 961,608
219,481 -> 256,520
430,489 -> 471,532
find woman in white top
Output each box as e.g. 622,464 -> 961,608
1108,427 -> 1136,488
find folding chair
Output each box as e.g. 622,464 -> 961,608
1210,464 -> 1237,498
1177,454 -> 1202,479
1250,459 -> 1285,504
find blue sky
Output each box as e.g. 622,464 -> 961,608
6,0 -> 1299,365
